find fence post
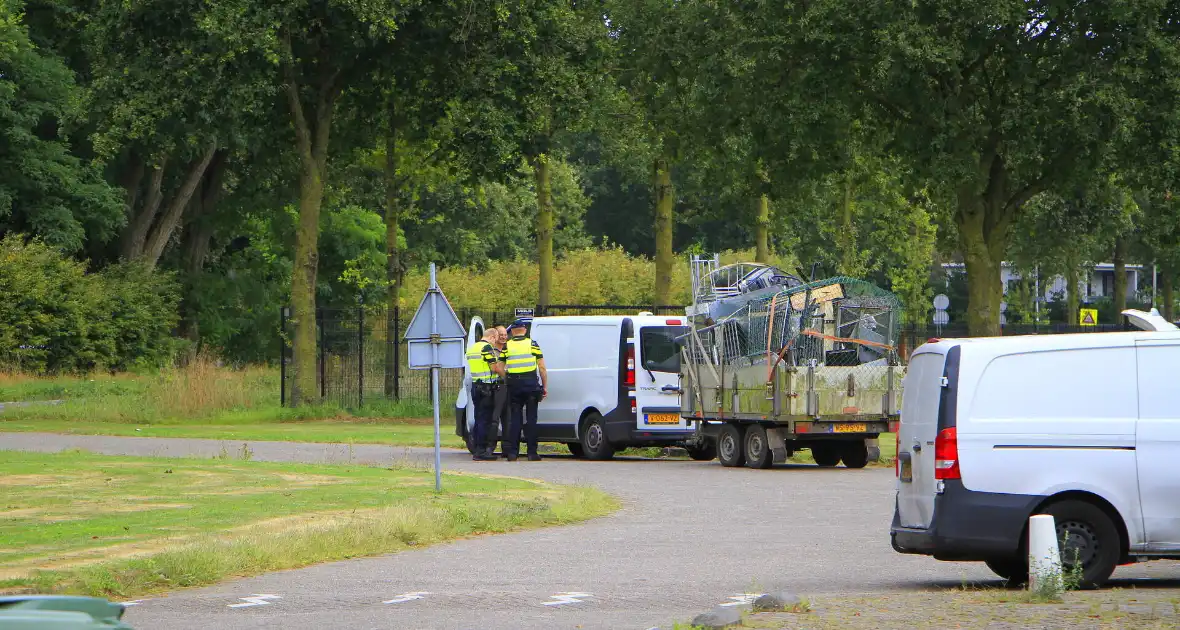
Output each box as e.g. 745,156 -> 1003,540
280,306 -> 289,407
385,307 -> 395,399
318,308 -> 326,401
393,305 -> 401,401
357,298 -> 365,408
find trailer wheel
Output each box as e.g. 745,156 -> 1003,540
811,443 -> 840,467
744,425 -> 773,469
685,441 -> 717,461
717,423 -> 745,467
566,442 -> 585,458
840,441 -> 869,469
581,412 -> 615,461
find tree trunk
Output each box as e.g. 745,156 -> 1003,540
384,117 -> 402,398
755,194 -> 770,263
533,153 -> 554,308
284,41 -> 339,406
838,172 -> 856,275
955,197 -> 1004,336
119,151 -> 145,218
121,156 -> 168,260
653,156 -> 674,307
1065,251 -> 1080,327
1164,270 -> 1175,322
143,142 -> 218,269
1112,237 -> 1128,315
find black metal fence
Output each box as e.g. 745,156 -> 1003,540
279,304 -> 685,408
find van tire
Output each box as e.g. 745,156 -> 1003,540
1042,499 -> 1121,588
840,441 -> 869,469
581,412 -> 615,461
717,424 -> 745,467
686,441 -> 717,461
744,425 -> 773,469
811,443 -> 840,467
566,442 -> 585,458
984,556 -> 1028,585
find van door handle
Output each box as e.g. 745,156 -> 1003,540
661,385 -> 681,393
912,443 -> 922,452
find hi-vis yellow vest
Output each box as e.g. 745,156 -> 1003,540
504,337 -> 537,374
466,342 -> 496,383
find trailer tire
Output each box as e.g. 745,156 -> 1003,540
840,441 -> 870,469
566,442 -> 585,458
581,412 -> 615,461
686,441 -> 717,461
811,443 -> 840,467
717,424 -> 745,467
744,425 -> 773,469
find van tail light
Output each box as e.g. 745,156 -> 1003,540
630,398 -> 637,416
895,432 -> 900,477
625,344 -> 636,386
934,427 -> 960,480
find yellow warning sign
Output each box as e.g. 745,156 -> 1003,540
1079,308 -> 1098,326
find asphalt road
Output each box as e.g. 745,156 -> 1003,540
3,432 -> 1177,630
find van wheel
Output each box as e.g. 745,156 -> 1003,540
566,442 -> 585,458
811,443 -> 840,467
686,441 -> 717,461
1043,500 -> 1121,588
580,413 -> 615,461
717,424 -> 745,467
840,441 -> 869,469
985,556 -> 1028,585
744,425 -> 773,469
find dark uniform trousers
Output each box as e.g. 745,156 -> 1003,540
471,382 -> 500,455
505,373 -> 542,457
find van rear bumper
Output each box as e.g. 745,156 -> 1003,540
890,480 -> 1044,561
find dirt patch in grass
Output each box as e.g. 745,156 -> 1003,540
733,587 -> 1180,629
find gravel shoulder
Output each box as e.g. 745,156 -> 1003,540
739,586 -> 1180,629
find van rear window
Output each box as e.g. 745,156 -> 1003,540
640,326 -> 689,373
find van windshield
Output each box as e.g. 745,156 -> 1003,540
640,326 -> 690,373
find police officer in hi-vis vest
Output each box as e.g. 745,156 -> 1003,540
465,329 -> 505,461
500,319 -> 547,461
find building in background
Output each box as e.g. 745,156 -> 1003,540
941,262 -> 1145,304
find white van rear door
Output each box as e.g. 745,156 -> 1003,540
896,348 -> 947,529
456,317 -> 485,434
635,323 -> 690,431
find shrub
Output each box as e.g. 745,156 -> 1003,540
398,246 -> 790,309
0,235 -> 180,373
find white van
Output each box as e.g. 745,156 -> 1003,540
455,315 -> 712,460
891,331 -> 1180,587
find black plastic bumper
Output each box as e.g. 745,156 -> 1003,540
890,479 -> 1044,561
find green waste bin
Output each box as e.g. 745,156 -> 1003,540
0,596 -> 135,629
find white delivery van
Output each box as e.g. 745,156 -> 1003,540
455,314 -> 710,460
891,331 -> 1180,587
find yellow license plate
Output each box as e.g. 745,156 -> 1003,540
832,423 -> 867,433
646,413 -> 680,425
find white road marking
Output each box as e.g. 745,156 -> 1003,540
227,594 -> 282,608
542,592 -> 593,606
719,593 -> 763,607
383,592 -> 431,604
119,600 -> 145,607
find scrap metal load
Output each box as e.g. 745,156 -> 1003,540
681,256 -> 904,425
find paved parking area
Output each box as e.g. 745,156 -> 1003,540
3,432 -> 1175,629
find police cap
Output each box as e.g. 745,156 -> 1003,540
509,319 -> 530,330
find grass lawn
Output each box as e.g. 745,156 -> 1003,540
0,450 -> 616,598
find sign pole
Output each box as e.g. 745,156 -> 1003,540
429,263 -> 442,492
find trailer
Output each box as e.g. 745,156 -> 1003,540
679,255 -> 904,469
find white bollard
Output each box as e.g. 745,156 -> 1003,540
1028,514 -> 1063,592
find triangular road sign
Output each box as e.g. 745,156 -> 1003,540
404,289 -> 464,341
1082,312 -> 1095,324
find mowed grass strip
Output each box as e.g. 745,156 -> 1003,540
0,450 -> 617,598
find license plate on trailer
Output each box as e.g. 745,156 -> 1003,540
646,413 -> 680,425
831,423 -> 867,433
